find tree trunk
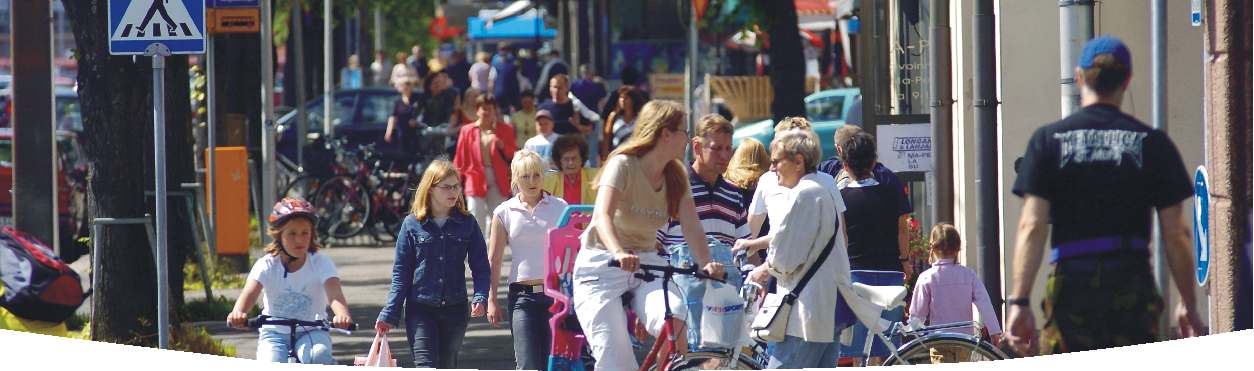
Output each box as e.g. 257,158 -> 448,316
65,0 -> 193,343
762,0 -> 807,122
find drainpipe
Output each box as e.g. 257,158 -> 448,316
1059,0 -> 1093,115
1151,0 -> 1170,338
974,0 -> 1003,317
929,0 -> 954,225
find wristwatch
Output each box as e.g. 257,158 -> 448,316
1005,297 -> 1031,307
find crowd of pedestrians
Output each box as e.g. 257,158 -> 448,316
227,36 -> 1203,369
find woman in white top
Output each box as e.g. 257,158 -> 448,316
485,149 -> 569,370
744,130 -> 845,369
572,100 -> 725,370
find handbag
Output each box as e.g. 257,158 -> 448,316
749,231 -> 838,343
354,332 -> 398,367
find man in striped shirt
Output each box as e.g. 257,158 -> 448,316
657,114 -> 749,248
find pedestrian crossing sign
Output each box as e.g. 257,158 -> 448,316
109,0 -> 206,55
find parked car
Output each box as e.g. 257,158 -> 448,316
731,88 -> 860,159
0,128 -> 90,263
0,86 -> 83,134
275,88 -> 405,177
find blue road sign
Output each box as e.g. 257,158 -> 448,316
109,0 -> 206,55
207,0 -> 259,8
1194,166 -> 1210,286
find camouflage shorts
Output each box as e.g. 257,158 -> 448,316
1040,252 -> 1163,354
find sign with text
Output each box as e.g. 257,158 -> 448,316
877,123 -> 932,172
649,73 -> 686,101
207,7 -> 259,34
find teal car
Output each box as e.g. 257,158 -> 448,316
732,88 -> 859,160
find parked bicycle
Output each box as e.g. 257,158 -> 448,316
846,283 -> 1007,365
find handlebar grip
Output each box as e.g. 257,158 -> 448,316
245,318 -> 261,329
608,260 -> 621,268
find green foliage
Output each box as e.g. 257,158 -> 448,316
183,254 -> 246,291
177,296 -> 259,323
171,324 -> 237,357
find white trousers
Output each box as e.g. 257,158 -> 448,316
572,248 -> 687,370
467,168 -> 506,237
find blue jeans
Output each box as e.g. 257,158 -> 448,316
766,336 -> 840,369
839,270 -> 904,358
256,327 -> 335,364
405,301 -> 470,368
509,284 -> 553,370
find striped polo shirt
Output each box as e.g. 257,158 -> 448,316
657,165 -> 751,247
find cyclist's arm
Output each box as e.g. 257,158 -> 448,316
228,279 -> 263,327
1009,195 -> 1050,301
676,192 -> 712,268
593,185 -> 628,256
486,215 -> 509,302
323,277 -> 352,322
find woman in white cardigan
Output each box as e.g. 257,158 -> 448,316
744,130 -> 845,368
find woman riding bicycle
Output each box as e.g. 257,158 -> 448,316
572,100 -> 724,370
226,197 -> 354,364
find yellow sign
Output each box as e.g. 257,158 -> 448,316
207,8 -> 260,34
649,73 -> 687,101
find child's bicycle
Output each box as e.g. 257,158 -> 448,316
607,259 -> 727,371
845,284 -> 1008,365
239,315 -> 358,364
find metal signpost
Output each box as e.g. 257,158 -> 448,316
108,0 -> 206,350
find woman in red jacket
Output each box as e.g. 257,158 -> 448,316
454,94 -> 517,236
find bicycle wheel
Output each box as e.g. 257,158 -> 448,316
281,174 -> 323,200
881,335 -> 1006,365
369,179 -> 413,243
659,350 -> 762,370
313,175 -> 371,239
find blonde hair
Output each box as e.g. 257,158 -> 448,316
410,159 -> 469,221
929,223 -> 962,257
725,138 -> 770,190
599,100 -> 689,218
695,114 -> 734,140
510,149 -> 546,190
263,217 -> 321,257
774,116 -> 813,134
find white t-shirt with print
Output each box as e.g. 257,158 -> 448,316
246,252 -> 339,333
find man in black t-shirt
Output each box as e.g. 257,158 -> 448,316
1004,36 -> 1204,356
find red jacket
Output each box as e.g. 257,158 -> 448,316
453,120 -> 516,198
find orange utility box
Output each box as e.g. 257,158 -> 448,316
207,147 -> 251,256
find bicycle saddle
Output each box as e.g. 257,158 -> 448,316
851,282 -> 908,310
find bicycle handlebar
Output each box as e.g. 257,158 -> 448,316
609,260 -> 726,283
245,315 -> 358,334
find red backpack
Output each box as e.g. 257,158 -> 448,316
0,226 -> 91,323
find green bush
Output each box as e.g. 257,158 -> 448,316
171,323 -> 236,357
183,254 -> 247,291
178,295 -> 258,323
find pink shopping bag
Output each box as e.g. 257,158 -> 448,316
354,332 -> 398,367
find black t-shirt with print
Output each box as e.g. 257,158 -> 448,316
1012,104 -> 1192,247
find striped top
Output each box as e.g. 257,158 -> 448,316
657,165 -> 751,247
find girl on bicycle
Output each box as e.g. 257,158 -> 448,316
908,223 -> 1002,352
485,149 -> 569,369
226,197 -> 353,364
375,159 -> 491,368
572,100 -> 725,370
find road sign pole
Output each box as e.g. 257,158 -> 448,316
147,42 -> 172,350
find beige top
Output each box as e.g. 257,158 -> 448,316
581,155 -> 686,253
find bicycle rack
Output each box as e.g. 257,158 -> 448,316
144,190 -> 214,300
90,215 -> 157,324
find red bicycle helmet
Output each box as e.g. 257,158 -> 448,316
269,197 -> 318,225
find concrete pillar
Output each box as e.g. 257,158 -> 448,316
1203,0 -> 1253,333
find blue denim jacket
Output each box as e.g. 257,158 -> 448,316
377,212 -> 491,325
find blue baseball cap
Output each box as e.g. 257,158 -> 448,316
1077,35 -> 1132,69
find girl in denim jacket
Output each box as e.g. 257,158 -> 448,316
375,160 -> 492,368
